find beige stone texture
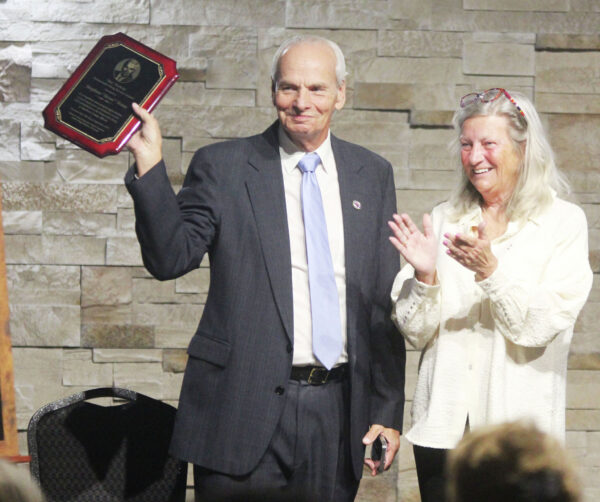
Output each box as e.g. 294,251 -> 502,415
53,149 -> 129,184
92,348 -> 162,363
28,1 -> 149,24
154,326 -> 197,349
162,138 -> 184,185
134,303 -> 203,329
0,120 -> 21,161
152,0 -> 284,27
570,0 -> 600,12
188,27 -> 259,90
164,83 -> 255,108
354,83 -> 456,113
1,182 -> 118,211
81,266 -> 132,307
2,211 -> 42,234
387,0 -> 433,28
536,92 -> 600,114
116,208 -> 136,235
0,161 -> 60,183
175,267 -> 210,298
62,349 -> 113,387
537,52 -> 600,94
7,264 -> 80,305
286,1 -> 391,30
7,235 -> 109,265
567,410 -> 600,431
355,56 -> 462,84
106,236 -> 143,266
464,0 -> 569,11
156,105 -> 275,141
82,303 -> 133,325
43,211 -> 117,237
163,349 -> 188,373
408,129 -> 456,172
536,33 -> 600,50
11,304 -> 80,346
12,348 -> 66,428
379,30 -> 463,58
81,324 -> 154,349
463,40 -> 535,76
0,44 -> 31,102
544,114 -> 600,176
569,353 -> 600,370
567,371 -> 600,409
431,8 -> 600,34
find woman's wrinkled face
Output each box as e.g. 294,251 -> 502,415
460,115 -> 522,206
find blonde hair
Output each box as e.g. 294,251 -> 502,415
0,459 -> 45,502
447,421 -> 581,502
448,90 -> 570,222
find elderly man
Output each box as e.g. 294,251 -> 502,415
126,35 -> 405,501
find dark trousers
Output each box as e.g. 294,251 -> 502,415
413,444 -> 448,502
194,377 -> 359,502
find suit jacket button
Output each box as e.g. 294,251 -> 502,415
275,386 -> 285,395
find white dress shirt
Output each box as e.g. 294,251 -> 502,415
278,126 -> 347,366
391,196 -> 592,447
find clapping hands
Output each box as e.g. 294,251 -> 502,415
388,213 -> 437,285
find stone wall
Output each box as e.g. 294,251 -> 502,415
0,1 -> 598,501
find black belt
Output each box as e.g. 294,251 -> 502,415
290,364 -> 348,385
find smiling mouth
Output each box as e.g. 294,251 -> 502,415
473,168 -> 492,174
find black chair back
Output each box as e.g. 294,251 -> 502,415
28,387 -> 187,502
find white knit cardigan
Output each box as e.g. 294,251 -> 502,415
391,196 -> 593,448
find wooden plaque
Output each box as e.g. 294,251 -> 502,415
42,32 -> 179,158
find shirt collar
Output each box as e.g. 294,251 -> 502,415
278,125 -> 334,175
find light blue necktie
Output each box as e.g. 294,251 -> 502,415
298,152 -> 343,370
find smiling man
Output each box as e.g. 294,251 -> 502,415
125,35 -> 405,502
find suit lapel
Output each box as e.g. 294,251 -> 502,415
245,124 -> 294,343
332,135 -> 369,363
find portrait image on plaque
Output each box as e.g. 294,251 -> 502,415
43,33 -> 179,157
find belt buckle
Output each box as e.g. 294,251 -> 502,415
308,367 -> 329,385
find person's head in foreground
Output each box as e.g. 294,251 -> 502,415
450,87 -> 569,221
446,421 -> 581,502
0,459 -> 45,502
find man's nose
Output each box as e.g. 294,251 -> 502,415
293,87 -> 310,109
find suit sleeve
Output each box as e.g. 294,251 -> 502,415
368,163 -> 406,431
124,150 -> 220,281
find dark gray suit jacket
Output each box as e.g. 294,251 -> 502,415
125,122 -> 405,480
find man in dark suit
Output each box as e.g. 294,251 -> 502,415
126,35 -> 405,501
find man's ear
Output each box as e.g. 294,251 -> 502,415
335,81 -> 346,111
271,79 -> 277,106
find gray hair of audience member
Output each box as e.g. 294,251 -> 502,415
0,459 -> 45,502
270,35 -> 347,88
446,421 -> 581,502
448,90 -> 570,223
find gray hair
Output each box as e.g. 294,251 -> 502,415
271,35 -> 347,88
448,90 -> 570,222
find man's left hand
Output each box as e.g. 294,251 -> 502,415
362,425 -> 400,476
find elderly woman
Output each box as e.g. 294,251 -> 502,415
389,89 -> 592,502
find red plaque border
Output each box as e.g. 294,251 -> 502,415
43,32 -> 179,158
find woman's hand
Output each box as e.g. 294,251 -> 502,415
443,220 -> 498,281
388,213 -> 437,285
